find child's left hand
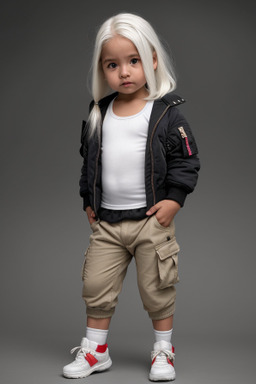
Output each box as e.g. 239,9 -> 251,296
146,200 -> 181,227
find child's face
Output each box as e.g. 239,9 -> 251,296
101,35 -> 154,99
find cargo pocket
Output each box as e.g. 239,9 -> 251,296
155,238 -> 180,289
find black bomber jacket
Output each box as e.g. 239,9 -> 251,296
79,92 -> 200,219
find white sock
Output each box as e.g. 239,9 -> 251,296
154,328 -> 173,345
86,327 -> 109,345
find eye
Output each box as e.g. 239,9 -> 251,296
107,62 -> 117,69
130,58 -> 139,65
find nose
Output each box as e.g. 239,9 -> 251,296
119,65 -> 129,79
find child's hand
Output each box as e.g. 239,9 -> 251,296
85,206 -> 96,225
146,200 -> 180,227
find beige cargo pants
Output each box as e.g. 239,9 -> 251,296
82,215 -> 180,320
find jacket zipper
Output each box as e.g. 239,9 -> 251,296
178,126 -> 192,156
150,105 -> 171,205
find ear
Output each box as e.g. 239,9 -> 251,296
153,51 -> 158,71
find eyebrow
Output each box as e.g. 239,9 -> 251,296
102,53 -> 140,64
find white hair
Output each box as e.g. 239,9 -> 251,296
87,13 -> 177,138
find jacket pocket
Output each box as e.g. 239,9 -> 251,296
155,238 -> 180,289
177,126 -> 198,157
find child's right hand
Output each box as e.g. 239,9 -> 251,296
85,206 -> 96,225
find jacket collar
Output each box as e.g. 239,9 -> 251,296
160,92 -> 185,107
97,91 -> 185,108
95,91 -> 185,125
150,93 -> 186,140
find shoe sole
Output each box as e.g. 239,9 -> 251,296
63,357 -> 112,378
149,372 -> 176,381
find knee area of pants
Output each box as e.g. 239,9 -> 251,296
138,283 -> 176,314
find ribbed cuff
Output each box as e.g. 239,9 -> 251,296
83,196 -> 90,211
148,302 -> 176,320
165,187 -> 187,207
86,306 -> 115,319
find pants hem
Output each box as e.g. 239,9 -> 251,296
148,303 -> 176,321
86,306 -> 115,319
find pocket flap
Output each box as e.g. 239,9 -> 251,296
156,238 -> 180,261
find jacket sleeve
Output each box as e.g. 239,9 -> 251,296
165,108 -> 200,207
79,120 -> 90,210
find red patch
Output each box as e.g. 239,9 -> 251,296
85,353 -> 98,367
151,357 -> 156,366
167,357 -> 174,366
185,137 -> 192,156
96,344 -> 108,353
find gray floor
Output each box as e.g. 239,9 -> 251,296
2,331 -> 255,384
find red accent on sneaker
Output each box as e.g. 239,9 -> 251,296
151,357 -> 156,366
167,357 -> 174,366
96,344 -> 108,353
85,353 -> 98,367
167,346 -> 175,366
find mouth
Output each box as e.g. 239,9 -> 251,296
121,82 -> 133,87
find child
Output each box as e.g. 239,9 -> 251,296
63,13 -> 200,382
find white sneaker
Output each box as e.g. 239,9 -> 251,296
63,337 -> 112,378
149,340 -> 176,381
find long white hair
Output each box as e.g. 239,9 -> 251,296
87,13 -> 177,138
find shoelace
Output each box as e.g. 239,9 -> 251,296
151,348 -> 175,362
70,346 -> 96,360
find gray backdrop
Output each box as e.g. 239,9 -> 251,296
1,0 -> 255,383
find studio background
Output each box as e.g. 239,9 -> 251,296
1,1 -> 255,383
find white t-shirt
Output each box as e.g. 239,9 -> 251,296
101,99 -> 154,210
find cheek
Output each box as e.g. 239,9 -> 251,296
102,70 -> 110,82
105,73 -> 116,84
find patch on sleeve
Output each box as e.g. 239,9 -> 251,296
178,126 -> 193,156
